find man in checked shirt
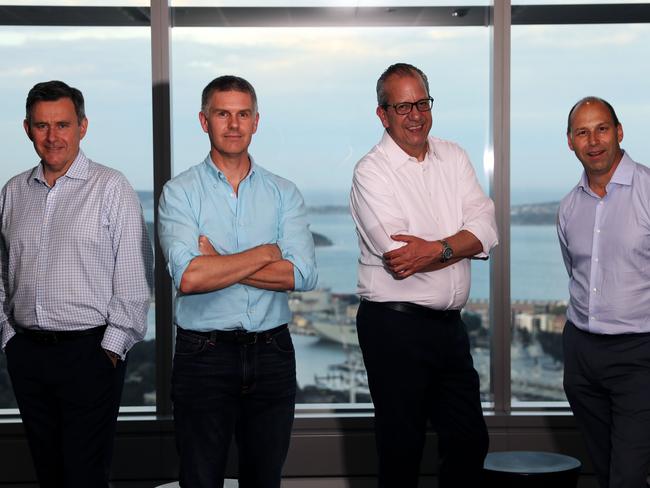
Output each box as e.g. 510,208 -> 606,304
0,80 -> 153,488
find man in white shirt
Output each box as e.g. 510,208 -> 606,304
350,63 -> 498,487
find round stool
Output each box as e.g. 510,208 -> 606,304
483,451 -> 581,488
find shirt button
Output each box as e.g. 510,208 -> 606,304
591,316 -> 596,320
596,229 -> 601,233
594,257 -> 599,262
592,288 -> 597,292
230,193 -> 235,198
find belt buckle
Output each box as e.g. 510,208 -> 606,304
238,331 -> 257,345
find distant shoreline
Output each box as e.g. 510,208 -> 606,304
137,192 -> 560,227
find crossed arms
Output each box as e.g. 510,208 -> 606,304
179,236 -> 294,293
350,146 -> 497,280
157,172 -> 317,296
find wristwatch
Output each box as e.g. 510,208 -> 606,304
439,239 -> 453,263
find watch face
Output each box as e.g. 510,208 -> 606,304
443,247 -> 453,260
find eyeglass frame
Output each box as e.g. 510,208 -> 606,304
381,97 -> 434,116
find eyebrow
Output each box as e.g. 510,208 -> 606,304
211,107 -> 252,113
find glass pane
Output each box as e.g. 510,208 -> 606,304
172,1 -> 490,6
514,0 -> 648,4
171,25 -> 491,404
0,25 -> 154,408
0,1 -> 149,5
510,23 -> 650,404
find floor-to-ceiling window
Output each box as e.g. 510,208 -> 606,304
0,0 -> 648,421
0,16 -> 155,409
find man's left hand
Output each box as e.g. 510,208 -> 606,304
383,234 -> 442,279
103,349 -> 119,368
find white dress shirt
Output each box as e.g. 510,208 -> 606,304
350,131 -> 498,309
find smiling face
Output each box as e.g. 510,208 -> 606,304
376,73 -> 432,161
568,100 -> 623,182
24,97 -> 87,184
199,89 -> 259,165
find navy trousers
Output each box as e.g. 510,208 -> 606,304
6,332 -> 125,488
564,321 -> 650,488
356,299 -> 488,488
172,326 -> 296,488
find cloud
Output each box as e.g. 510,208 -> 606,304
0,27 -> 148,47
513,24 -> 649,48
0,66 -> 43,78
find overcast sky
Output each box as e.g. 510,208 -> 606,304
1,19 -> 649,205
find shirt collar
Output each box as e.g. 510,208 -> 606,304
31,149 -> 89,186
379,130 -> 439,170
577,150 -> 634,193
203,153 -> 257,183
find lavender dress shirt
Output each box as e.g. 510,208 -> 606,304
558,151 -> 650,334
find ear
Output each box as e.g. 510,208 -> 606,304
376,105 -> 389,129
23,119 -> 33,141
567,133 -> 574,152
617,124 -> 624,144
199,111 -> 209,134
79,117 -> 88,140
252,111 -> 260,135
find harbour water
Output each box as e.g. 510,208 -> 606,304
140,194 -> 570,403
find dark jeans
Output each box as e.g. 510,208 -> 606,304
357,300 -> 488,488
6,332 -> 125,488
564,321 -> 650,488
172,326 -> 296,488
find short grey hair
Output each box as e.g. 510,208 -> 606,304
201,75 -> 258,115
376,63 -> 430,107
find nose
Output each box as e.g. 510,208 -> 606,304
588,131 -> 599,145
407,106 -> 424,121
45,126 -> 56,142
228,115 -> 239,129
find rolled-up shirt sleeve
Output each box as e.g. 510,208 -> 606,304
0,188 -> 15,351
102,177 -> 154,358
457,149 -> 498,258
276,181 -> 318,292
350,159 -> 409,258
158,180 -> 202,290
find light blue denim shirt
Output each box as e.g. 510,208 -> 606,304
158,154 -> 317,332
558,151 -> 650,334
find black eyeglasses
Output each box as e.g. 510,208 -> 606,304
382,97 -> 434,115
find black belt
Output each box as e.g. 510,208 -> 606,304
14,325 -> 107,344
366,300 -> 460,321
177,323 -> 287,345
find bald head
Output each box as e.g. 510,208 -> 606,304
567,96 -> 619,135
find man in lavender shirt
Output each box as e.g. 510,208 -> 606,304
558,97 -> 650,488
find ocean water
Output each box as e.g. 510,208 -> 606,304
309,211 -> 570,302
141,191 -> 569,301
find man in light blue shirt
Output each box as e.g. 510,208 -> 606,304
158,75 -> 317,488
558,96 -> 650,488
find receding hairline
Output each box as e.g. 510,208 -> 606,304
567,96 -> 620,134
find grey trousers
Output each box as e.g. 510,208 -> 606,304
563,321 -> 650,488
